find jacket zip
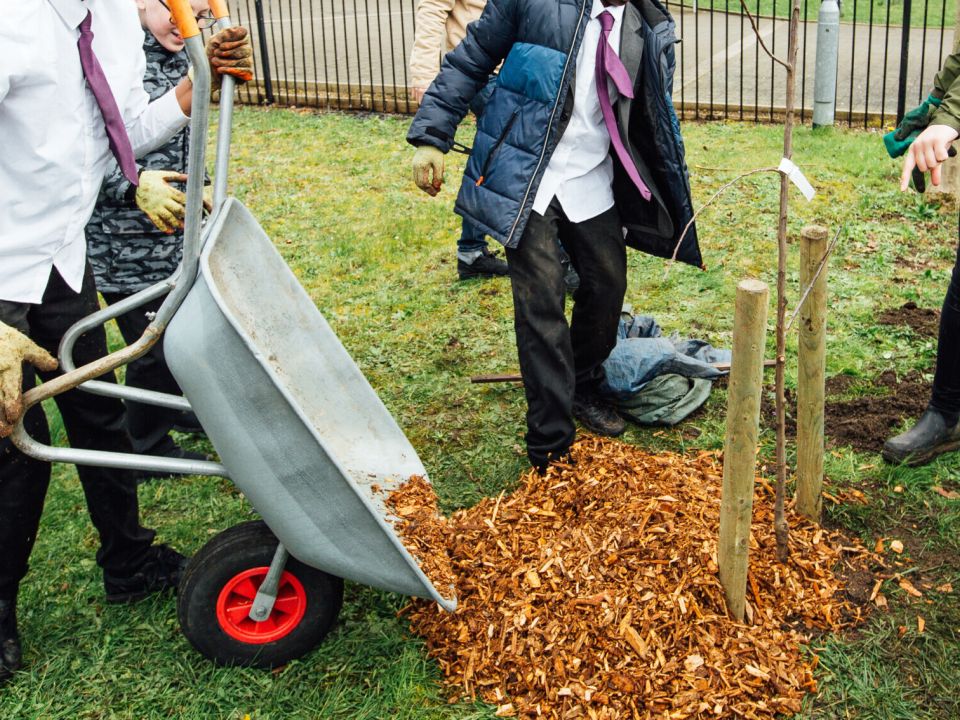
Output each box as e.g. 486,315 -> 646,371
505,0 -> 590,245
476,110 -> 520,186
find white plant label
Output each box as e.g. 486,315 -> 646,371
777,157 -> 816,201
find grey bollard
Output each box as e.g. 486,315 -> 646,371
813,0 -> 840,128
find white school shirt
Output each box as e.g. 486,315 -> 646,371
532,0 -> 625,222
0,0 -> 189,304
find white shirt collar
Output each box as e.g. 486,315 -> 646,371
591,0 -> 627,22
47,0 -> 89,30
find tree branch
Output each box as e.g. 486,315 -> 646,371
738,0 -> 792,71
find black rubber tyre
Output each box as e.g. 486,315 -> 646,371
177,520 -> 344,668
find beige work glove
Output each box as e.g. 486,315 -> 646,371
206,27 -> 254,83
412,145 -> 445,196
203,184 -> 214,213
136,170 -> 188,234
0,322 -> 58,438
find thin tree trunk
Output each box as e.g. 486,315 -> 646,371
774,0 -> 802,562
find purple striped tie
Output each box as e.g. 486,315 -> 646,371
77,11 -> 139,185
596,10 -> 650,201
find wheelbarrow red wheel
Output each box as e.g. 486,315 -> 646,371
177,520 -> 344,668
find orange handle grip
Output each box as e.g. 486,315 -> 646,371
209,0 -> 231,20
167,0 -> 200,38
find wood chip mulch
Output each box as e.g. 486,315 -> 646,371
399,436 -> 874,719
385,474 -> 458,601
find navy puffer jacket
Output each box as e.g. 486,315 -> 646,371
407,0 -> 702,268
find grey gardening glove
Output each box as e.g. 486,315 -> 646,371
0,321 -> 58,438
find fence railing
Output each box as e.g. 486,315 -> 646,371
227,0 -> 953,127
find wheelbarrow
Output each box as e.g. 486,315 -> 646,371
11,0 -> 455,668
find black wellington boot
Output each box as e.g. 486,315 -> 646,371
0,596 -> 21,685
882,408 -> 960,467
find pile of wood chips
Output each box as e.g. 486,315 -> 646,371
400,436 -> 873,719
385,474 -> 458,601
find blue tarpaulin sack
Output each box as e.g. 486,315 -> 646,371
600,312 -> 731,426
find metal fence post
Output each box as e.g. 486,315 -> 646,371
812,0 -> 840,127
254,0 -> 274,105
896,0 -> 913,122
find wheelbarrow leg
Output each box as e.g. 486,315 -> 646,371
248,543 -> 289,622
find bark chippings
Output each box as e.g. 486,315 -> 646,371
386,474 -> 458,600
400,436 -> 873,719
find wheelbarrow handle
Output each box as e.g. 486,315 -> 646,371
208,1 -> 238,212
167,0 -> 201,38
209,0 -> 231,18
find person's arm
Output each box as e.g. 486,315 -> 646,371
407,0 -> 516,153
122,25 -> 253,158
932,51 -> 960,102
929,69 -> 960,135
409,0 -> 457,100
901,69 -> 960,190
121,24 -> 190,158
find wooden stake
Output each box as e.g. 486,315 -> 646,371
719,279 -> 770,622
796,225 -> 829,522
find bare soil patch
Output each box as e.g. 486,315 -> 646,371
877,301 -> 940,339
763,370 -> 930,455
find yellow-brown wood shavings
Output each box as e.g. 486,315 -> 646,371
386,474 -> 457,601
401,436 -> 873,719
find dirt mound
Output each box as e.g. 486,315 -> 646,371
877,301 -> 940,338
403,437 -> 872,719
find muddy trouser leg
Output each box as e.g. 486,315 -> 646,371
0,300 -> 50,603
505,200 -> 576,468
557,205 -> 627,396
930,237 -> 960,426
101,293 -> 186,454
27,266 -> 155,578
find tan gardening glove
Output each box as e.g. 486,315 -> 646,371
0,322 -> 58,438
135,170 -> 188,234
203,184 -> 214,213
412,145 -> 445,196
206,27 -> 254,83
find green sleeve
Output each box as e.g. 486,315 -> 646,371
931,70 -> 960,132
932,50 -> 960,100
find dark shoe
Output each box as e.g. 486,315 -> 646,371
0,598 -> 21,685
573,394 -> 626,437
882,408 -> 960,467
171,411 -> 205,434
532,448 -> 575,476
103,544 -> 189,604
135,438 -> 210,483
457,248 -> 509,280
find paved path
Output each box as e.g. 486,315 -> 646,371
230,0 -> 953,119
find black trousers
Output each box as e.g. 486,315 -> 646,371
505,199 -> 627,467
101,293 -> 188,454
0,265 -> 155,600
930,236 -> 960,421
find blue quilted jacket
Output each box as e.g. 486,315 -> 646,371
407,0 -> 702,267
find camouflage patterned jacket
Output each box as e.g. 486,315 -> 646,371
85,34 -> 202,295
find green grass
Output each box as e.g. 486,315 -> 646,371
3,109 -> 960,718
673,0 -> 952,27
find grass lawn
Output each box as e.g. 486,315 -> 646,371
2,108 -> 959,719
669,0 -> 954,26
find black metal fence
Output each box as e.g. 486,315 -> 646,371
226,0 -> 953,126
